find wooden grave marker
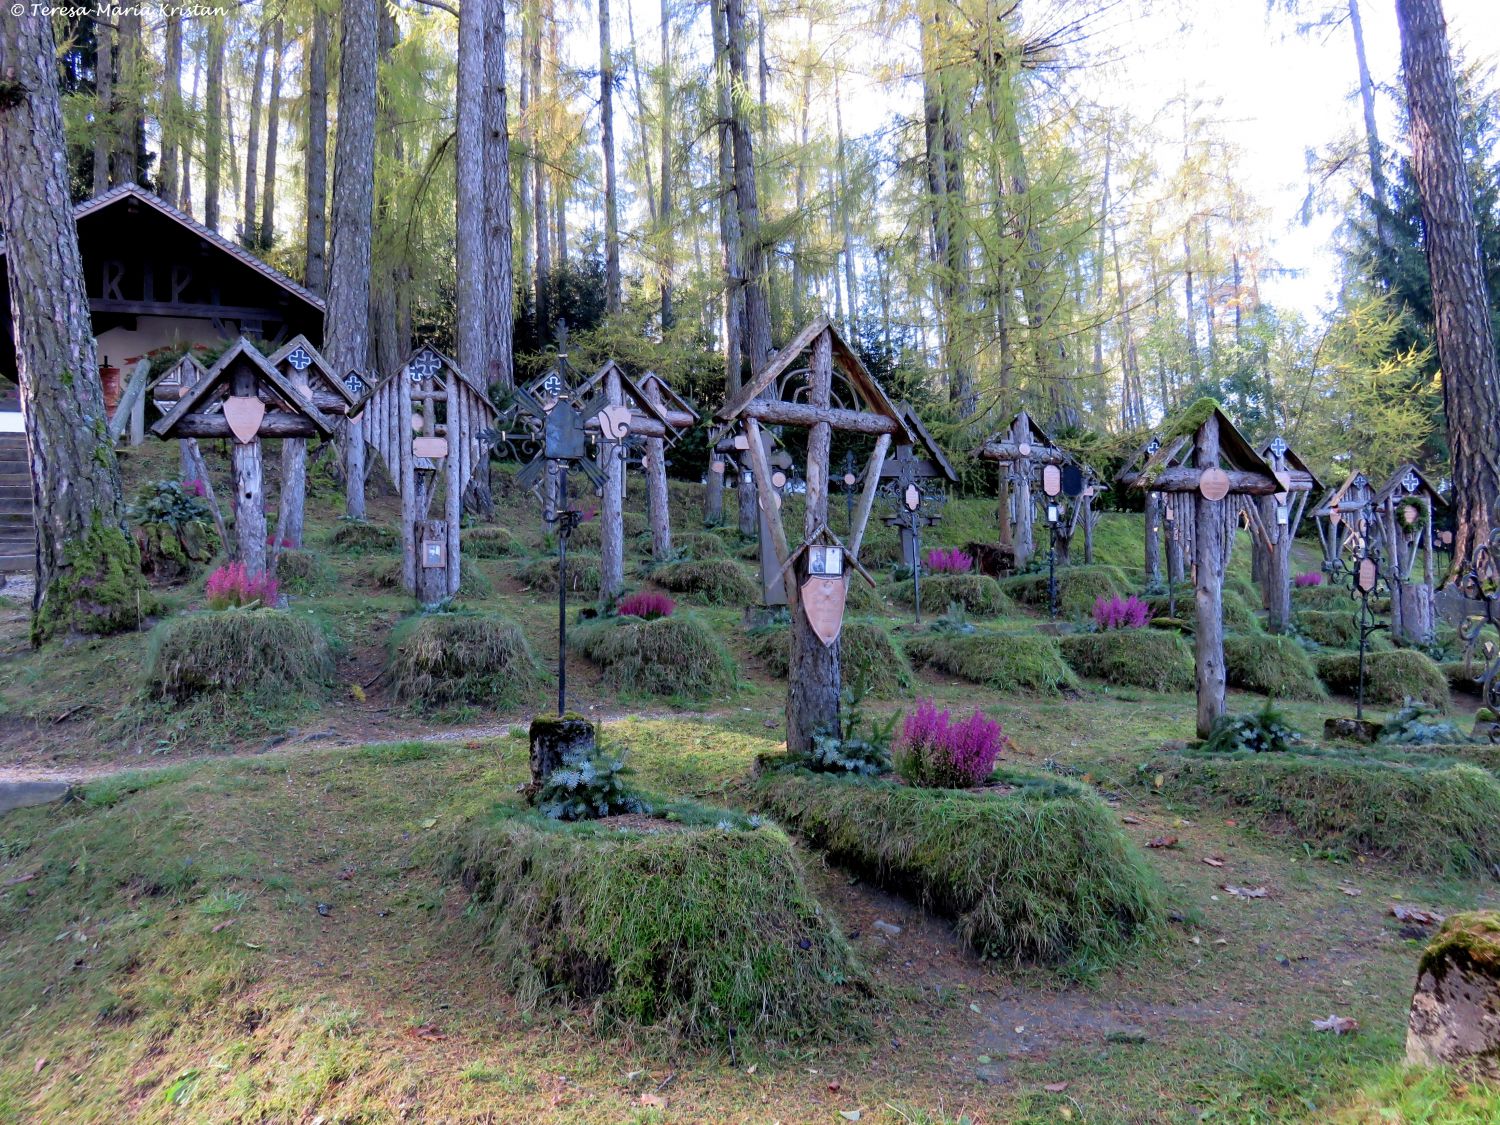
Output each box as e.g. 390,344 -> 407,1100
1312,471 -> 1377,575
1373,464 -> 1448,645
638,372 -> 699,560
265,336 -> 358,553
1243,437 -> 1321,634
976,410 -> 1068,572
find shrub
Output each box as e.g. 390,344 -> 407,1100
1224,633 -> 1325,699
1144,747 -> 1500,876
329,520 -> 399,555
146,610 -> 333,700
806,686 -> 898,776
617,591 -> 675,620
1295,572 -> 1324,588
1092,594 -> 1151,630
517,552 -> 602,595
650,559 -> 759,606
1317,649 -> 1450,709
205,562 -> 279,609
1378,701 -> 1469,747
1001,564 -> 1127,618
925,547 -> 974,574
754,770 -> 1162,967
388,612 -> 541,708
575,614 -> 736,699
274,549 -> 330,595
536,744 -> 649,821
895,699 -> 1010,788
1058,629 -> 1194,692
462,526 -> 524,559
129,480 -> 220,580
747,620 -> 913,696
1202,702 -> 1303,754
906,631 -> 1078,694
890,573 -> 1012,617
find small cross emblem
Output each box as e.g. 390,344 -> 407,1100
1146,436 -> 1161,456
408,348 -> 443,383
1402,469 -> 1420,493
286,345 -> 313,371
342,371 -> 366,397
1269,436 -> 1288,459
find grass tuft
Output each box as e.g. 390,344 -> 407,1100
905,631 -> 1078,693
328,521 -> 399,555
388,612 -> 542,708
274,549 -> 332,595
575,614 -> 737,699
516,553 -> 602,596
649,559 -> 759,606
754,769 -> 1162,968
1224,633 -> 1326,699
1058,629 -> 1194,692
1317,649 -> 1450,709
889,573 -> 1013,616
747,619 -> 913,696
146,610 -> 333,701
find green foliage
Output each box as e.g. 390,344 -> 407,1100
535,744 -> 649,821
449,803 -> 866,1043
753,769 -> 1162,968
648,558 -> 759,606
328,521 -> 399,556
890,573 -> 1012,616
747,619 -> 913,696
574,614 -> 736,699
34,517 -> 155,644
274,549 -> 331,596
1224,633 -> 1326,699
146,609 -> 333,701
805,681 -> 898,776
1058,629 -> 1193,692
1202,702 -> 1303,755
1295,609 -> 1364,650
1145,747 -> 1500,876
1377,701 -> 1469,747
387,612 -> 541,709
1316,649 -> 1450,709
516,552 -> 602,595
128,481 -> 219,580
905,631 -> 1078,693
1000,564 -> 1127,618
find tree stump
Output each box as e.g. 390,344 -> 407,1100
1407,912 -> 1500,1079
527,715 -> 596,799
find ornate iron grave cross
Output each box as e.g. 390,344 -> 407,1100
1324,479 -> 1389,720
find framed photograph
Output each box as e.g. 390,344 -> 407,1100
808,545 -> 844,577
422,539 -> 446,569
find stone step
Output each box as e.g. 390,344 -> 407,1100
0,554 -> 31,572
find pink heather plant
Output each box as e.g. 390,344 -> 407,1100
895,698 -> 1010,788
1092,594 -> 1151,630
617,591 -> 675,620
1294,572 -> 1324,588
205,562 -> 279,610
924,547 -> 974,574
181,478 -> 207,498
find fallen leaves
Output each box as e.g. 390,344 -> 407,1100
1201,856 -> 1225,868
1315,1016 -> 1359,1035
1044,1081 -> 1069,1093
405,1024 -> 446,1042
1146,835 -> 1179,849
1391,905 -> 1444,926
1222,885 -> 1270,899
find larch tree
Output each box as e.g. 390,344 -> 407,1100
304,6 -> 329,295
1396,0 -> 1500,575
600,0 -> 622,313
204,15 -> 225,228
483,0 -> 515,390
160,12 -> 183,203
456,0 -> 488,379
242,20 -> 268,245
260,18 -> 284,248
0,10 -> 147,642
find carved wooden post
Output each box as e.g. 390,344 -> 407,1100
1375,466 -> 1446,645
1144,491 -> 1163,585
233,430 -> 268,579
1011,416 -> 1035,569
642,378 -> 673,561
1194,414 -> 1226,738
1255,438 -> 1320,635
976,411 -> 1067,574
600,363 -> 626,602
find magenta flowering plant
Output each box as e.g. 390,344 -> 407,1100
181,478 -> 207,498
1294,572 -> 1324,588
894,698 -> 1010,788
924,547 -> 974,574
205,562 -> 279,609
617,591 -> 675,620
1092,594 -> 1151,630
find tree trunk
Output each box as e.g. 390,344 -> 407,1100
834,68 -> 858,338
710,0 -> 745,532
600,368 -> 625,602
93,22 -> 113,195
1396,0 -> 1500,578
327,0 -> 379,519
304,9 -> 329,294
1349,0 -> 1387,245
600,0 -> 622,313
659,0 -> 674,330
1260,496 -> 1293,633
260,19 -> 284,248
725,0 -> 772,373
531,13 -> 550,331
114,11 -> 141,185
455,0 -> 487,379
204,17 -> 225,229
243,21 -> 268,244
230,434 -> 267,580
483,0 -> 515,394
1,8 -> 142,640
644,380 -> 673,560
1144,491 -> 1162,585
517,16 -> 534,316
1194,418 -> 1226,739
181,42 -> 199,213
160,13 -> 182,201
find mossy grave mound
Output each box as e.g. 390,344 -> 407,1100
329,520 -> 399,555
754,769 -> 1161,968
891,573 -> 1012,617
905,631 -> 1077,694
1317,649 -> 1450,709
1001,564 -> 1127,619
274,548 -> 331,595
575,614 -> 736,699
517,553 -> 602,595
449,802 -> 866,1045
461,526 -> 525,559
388,612 -> 541,708
1292,582 -> 1349,611
669,532 -> 732,561
1224,633 -> 1325,700
146,609 -> 334,701
1059,629 -> 1194,693
747,619 -> 913,695
1145,747 -> 1500,876
650,559 -> 759,606
1296,609 -> 1364,650
360,557 -> 494,599
1145,587 -> 1262,634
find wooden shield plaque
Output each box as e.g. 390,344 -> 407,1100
1042,464 -> 1061,497
223,395 -> 265,444
801,574 -> 847,646
1199,467 -> 1231,502
413,436 -> 449,459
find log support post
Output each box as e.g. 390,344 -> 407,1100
600,365 -> 626,601
1194,415 -> 1226,739
643,380 -> 673,560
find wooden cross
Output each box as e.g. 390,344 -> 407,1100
977,410 -> 1068,572
713,318 -> 912,753
1237,436 -> 1320,634
1372,464 -> 1448,644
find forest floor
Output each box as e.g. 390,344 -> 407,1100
0,443 -> 1495,1123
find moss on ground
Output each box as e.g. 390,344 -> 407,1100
1145,746 -> 1500,876
461,526 -> 525,558
34,517 -> 154,644
1059,629 -> 1194,693
329,520 -> 399,555
747,619 -> 913,696
1224,633 -> 1326,700
449,801 -> 866,1044
671,531 -> 732,561
575,614 -> 736,699
388,612 -> 541,708
274,548 -> 332,595
905,631 -> 1078,693
1001,564 -> 1127,619
1317,649 -> 1450,709
1297,609 -> 1364,650
517,552 -> 602,596
649,559 -> 759,606
1418,911 -> 1500,980
890,573 -> 1013,617
1292,582 -> 1351,611
146,609 -> 333,700
753,768 -> 1162,968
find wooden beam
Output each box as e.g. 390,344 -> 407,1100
976,438 -> 1069,465
89,298 -> 287,320
107,357 -> 152,442
848,433 -> 891,560
744,417 -> 793,585
159,412 -> 325,438
739,398 -> 905,434
1119,466 -> 1296,495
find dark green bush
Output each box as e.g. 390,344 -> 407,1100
1058,629 -> 1193,692
1223,633 -> 1325,699
1317,649 -> 1450,709
1202,702 -> 1303,754
536,745 -> 649,821
1377,702 -> 1469,747
906,631 -> 1078,694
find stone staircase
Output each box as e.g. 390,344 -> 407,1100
0,430 -> 32,573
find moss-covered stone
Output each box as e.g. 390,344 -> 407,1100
34,517 -> 154,645
461,526 -> 524,559
388,611 -> 542,708
1408,911 -> 1500,1078
650,559 -> 759,606
517,552 -> 602,596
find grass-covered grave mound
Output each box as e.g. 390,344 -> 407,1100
1059,629 -> 1194,693
461,525 -> 525,558
747,619 -> 913,695
753,768 -> 1162,967
388,611 -> 541,708
274,548 -> 332,595
649,559 -> 759,606
1291,582 -> 1350,611
448,801 -> 866,1044
1317,649 -> 1450,709
329,520 -> 399,555
1295,609 -> 1368,650
1001,564 -> 1128,619
575,613 -> 736,699
359,556 -> 494,599
1224,633 -> 1325,699
1144,746 -> 1500,876
905,630 -> 1078,693
517,552 -> 602,595
147,609 -> 334,701
671,531 -> 733,560
889,573 -> 1012,617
